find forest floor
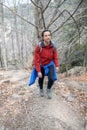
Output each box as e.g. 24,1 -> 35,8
0,68 -> 87,130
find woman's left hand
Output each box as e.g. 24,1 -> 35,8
56,67 -> 59,73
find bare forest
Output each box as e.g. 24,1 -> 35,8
0,0 -> 87,71
0,0 -> 87,130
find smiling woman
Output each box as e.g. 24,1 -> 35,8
33,30 -> 59,99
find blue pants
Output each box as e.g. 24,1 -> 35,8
38,65 -> 54,89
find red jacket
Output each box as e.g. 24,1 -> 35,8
34,41 -> 59,72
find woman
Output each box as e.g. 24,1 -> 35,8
34,30 -> 59,99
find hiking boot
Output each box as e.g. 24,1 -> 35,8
39,89 -> 44,97
47,89 -> 52,99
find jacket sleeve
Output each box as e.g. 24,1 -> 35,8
34,45 -> 41,72
53,48 -> 59,67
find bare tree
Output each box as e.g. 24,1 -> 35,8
31,0 -> 83,39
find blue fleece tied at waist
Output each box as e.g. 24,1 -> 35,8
28,61 -> 57,86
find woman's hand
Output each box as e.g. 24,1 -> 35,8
38,72 -> 42,78
56,67 -> 59,73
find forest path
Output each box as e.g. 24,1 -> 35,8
0,69 -> 87,130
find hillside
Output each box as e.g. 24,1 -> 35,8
0,67 -> 87,130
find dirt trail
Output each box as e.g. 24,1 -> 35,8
0,69 -> 87,130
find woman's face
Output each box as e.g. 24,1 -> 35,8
43,31 -> 51,43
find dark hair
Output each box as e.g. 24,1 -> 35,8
41,29 -> 51,37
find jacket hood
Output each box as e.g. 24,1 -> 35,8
40,40 -> 55,48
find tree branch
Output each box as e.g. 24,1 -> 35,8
64,10 -> 80,44
0,3 -> 38,29
41,9 -> 46,29
30,0 -> 42,9
47,10 -> 65,29
47,0 -> 67,27
38,0 -> 46,29
30,0 -> 46,29
51,9 -> 81,44
42,0 -> 51,13
52,0 -> 84,34
39,0 -> 43,8
46,0 -> 67,24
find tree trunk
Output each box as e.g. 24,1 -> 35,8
83,43 -> 87,68
1,1 -> 8,69
13,2 -> 21,66
20,3 -> 24,66
11,30 -> 17,69
0,44 -> 3,67
34,0 -> 46,41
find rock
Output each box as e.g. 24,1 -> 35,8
12,93 -> 20,98
64,80 -> 87,93
86,124 -> 87,130
62,93 -> 75,102
2,70 -> 29,82
67,93 -> 75,102
0,91 -> 2,95
0,79 -> 10,84
1,126 -> 8,130
1,126 -> 5,130
67,66 -> 86,76
84,122 -> 87,130
62,93 -> 70,98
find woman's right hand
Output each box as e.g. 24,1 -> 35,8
38,72 -> 42,78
